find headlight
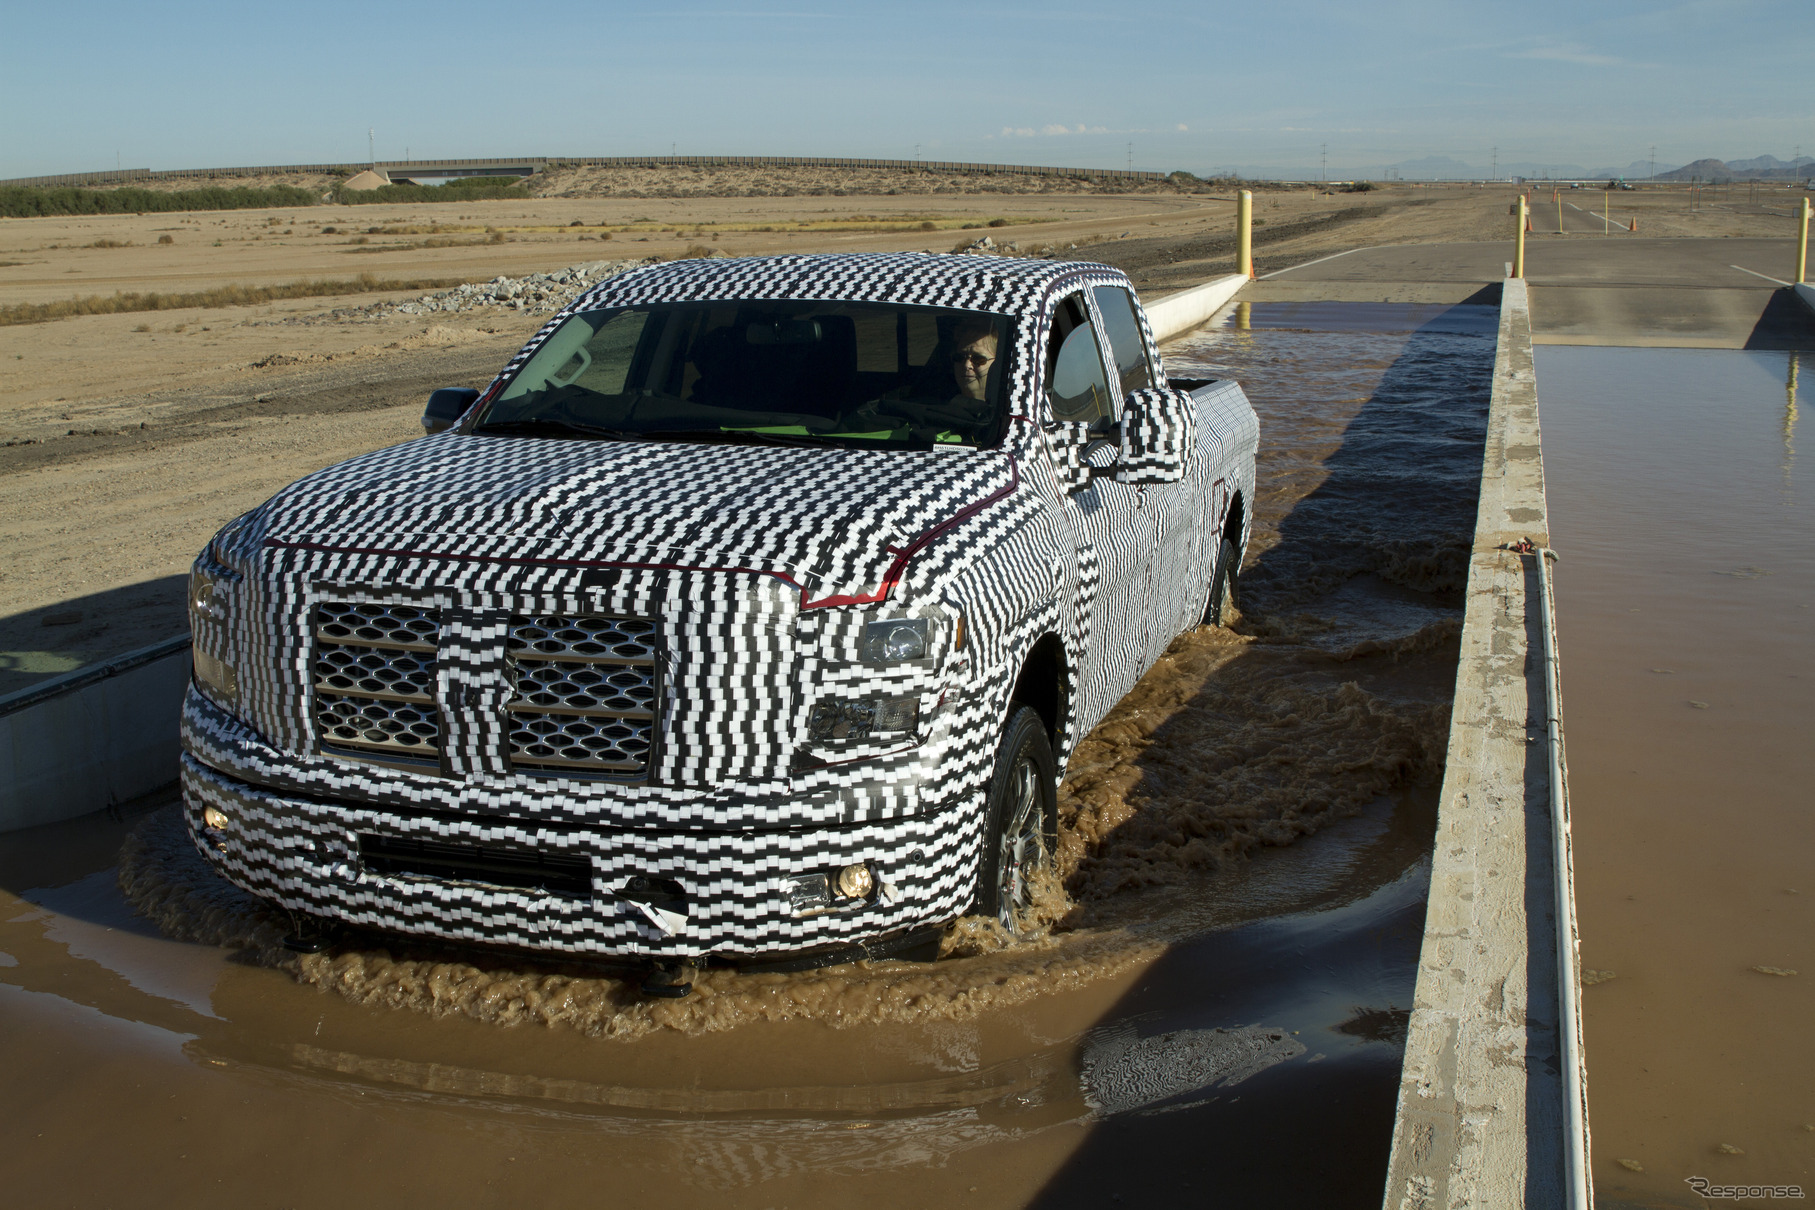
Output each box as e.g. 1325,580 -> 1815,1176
809,694 -> 919,741
188,551 -> 242,712
861,618 -> 930,663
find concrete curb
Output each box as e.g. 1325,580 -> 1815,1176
0,635 -> 190,832
1144,274 -> 1250,343
1381,279 -> 1579,1208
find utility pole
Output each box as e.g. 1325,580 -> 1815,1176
368,128 -> 374,166
1491,145 -> 1498,182
1649,145 -> 1656,181
1127,141 -> 1132,172
1321,142 -> 1327,182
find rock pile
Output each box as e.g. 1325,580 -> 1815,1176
954,233 -> 1085,258
379,258 -> 658,319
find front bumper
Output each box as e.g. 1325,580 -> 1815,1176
179,755 -> 984,962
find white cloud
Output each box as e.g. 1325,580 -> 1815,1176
1177,123 -> 1189,132
1509,40 -> 1621,66
1043,123 -> 1072,135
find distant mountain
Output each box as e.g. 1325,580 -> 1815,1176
1723,154 -> 1813,175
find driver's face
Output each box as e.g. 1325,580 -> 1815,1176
952,332 -> 998,401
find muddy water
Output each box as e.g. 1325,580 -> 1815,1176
1537,348 -> 1815,1208
0,302 -> 1493,1207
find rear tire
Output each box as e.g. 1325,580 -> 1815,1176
976,706 -> 1058,936
1203,534 -> 1240,628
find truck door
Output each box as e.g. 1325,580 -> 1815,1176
1045,291 -> 1156,729
1091,284 -> 1205,655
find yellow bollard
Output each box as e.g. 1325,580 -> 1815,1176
1799,197 -> 1810,284
1558,192 -> 1564,234
1237,190 -> 1254,279
1513,194 -> 1527,278
1604,189 -> 1610,235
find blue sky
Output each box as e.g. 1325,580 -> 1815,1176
2,0 -> 1810,179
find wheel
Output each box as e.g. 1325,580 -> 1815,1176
976,705 -> 1058,935
1203,534 -> 1240,627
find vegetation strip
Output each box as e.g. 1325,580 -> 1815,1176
0,185 -> 320,217
0,273 -> 466,326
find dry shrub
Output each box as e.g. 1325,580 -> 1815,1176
88,237 -> 131,248
156,234 -> 174,245
0,271 -> 464,326
680,243 -> 718,259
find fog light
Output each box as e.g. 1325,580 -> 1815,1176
203,806 -> 229,831
834,863 -> 875,900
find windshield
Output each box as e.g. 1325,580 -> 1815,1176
473,300 -> 1015,449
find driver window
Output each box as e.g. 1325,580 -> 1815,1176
1046,294 -> 1113,426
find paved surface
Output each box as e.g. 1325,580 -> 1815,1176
1253,238 -> 1815,348
1380,280 -> 1570,1210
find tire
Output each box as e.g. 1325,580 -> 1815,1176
1203,534 -> 1240,628
976,705 -> 1059,935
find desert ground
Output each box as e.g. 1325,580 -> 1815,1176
0,173 -> 1803,688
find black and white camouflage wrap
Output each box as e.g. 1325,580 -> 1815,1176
1117,386 -> 1199,485
180,252 -> 1259,962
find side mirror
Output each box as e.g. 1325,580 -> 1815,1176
1115,387 -> 1196,485
422,387 -> 480,435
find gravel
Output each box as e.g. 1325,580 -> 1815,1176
377,257 -> 658,318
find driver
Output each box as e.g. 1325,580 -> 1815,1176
949,316 -> 998,402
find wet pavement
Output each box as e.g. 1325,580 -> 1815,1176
0,300 -> 1496,1207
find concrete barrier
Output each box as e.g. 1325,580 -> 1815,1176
1381,278 -> 1586,1207
1794,281 -> 1815,318
0,636 -> 190,832
1144,274 -> 1251,343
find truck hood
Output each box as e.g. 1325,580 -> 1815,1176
251,433 -> 1019,606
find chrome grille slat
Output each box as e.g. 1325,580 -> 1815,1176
316,691 -> 440,756
508,616 -> 658,663
508,614 -> 658,777
312,630 -> 437,654
505,702 -> 651,720
313,603 -> 441,764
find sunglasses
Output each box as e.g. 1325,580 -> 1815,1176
951,352 -> 995,370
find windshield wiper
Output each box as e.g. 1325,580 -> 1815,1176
471,417 -> 637,440
472,418 -> 837,448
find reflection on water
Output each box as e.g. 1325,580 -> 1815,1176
0,301 -> 1495,1208
1540,346 -> 1815,1209
1785,350 -> 1799,492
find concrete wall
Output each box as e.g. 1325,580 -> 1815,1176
0,637 -> 190,832
1144,274 -> 1250,343
1382,278 -> 1576,1208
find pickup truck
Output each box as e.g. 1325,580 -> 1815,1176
181,252 -> 1258,989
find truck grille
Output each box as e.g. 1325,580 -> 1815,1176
313,602 -> 441,765
507,615 -> 658,776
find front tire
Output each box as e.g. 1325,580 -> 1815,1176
1203,534 -> 1240,628
976,705 -> 1058,935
